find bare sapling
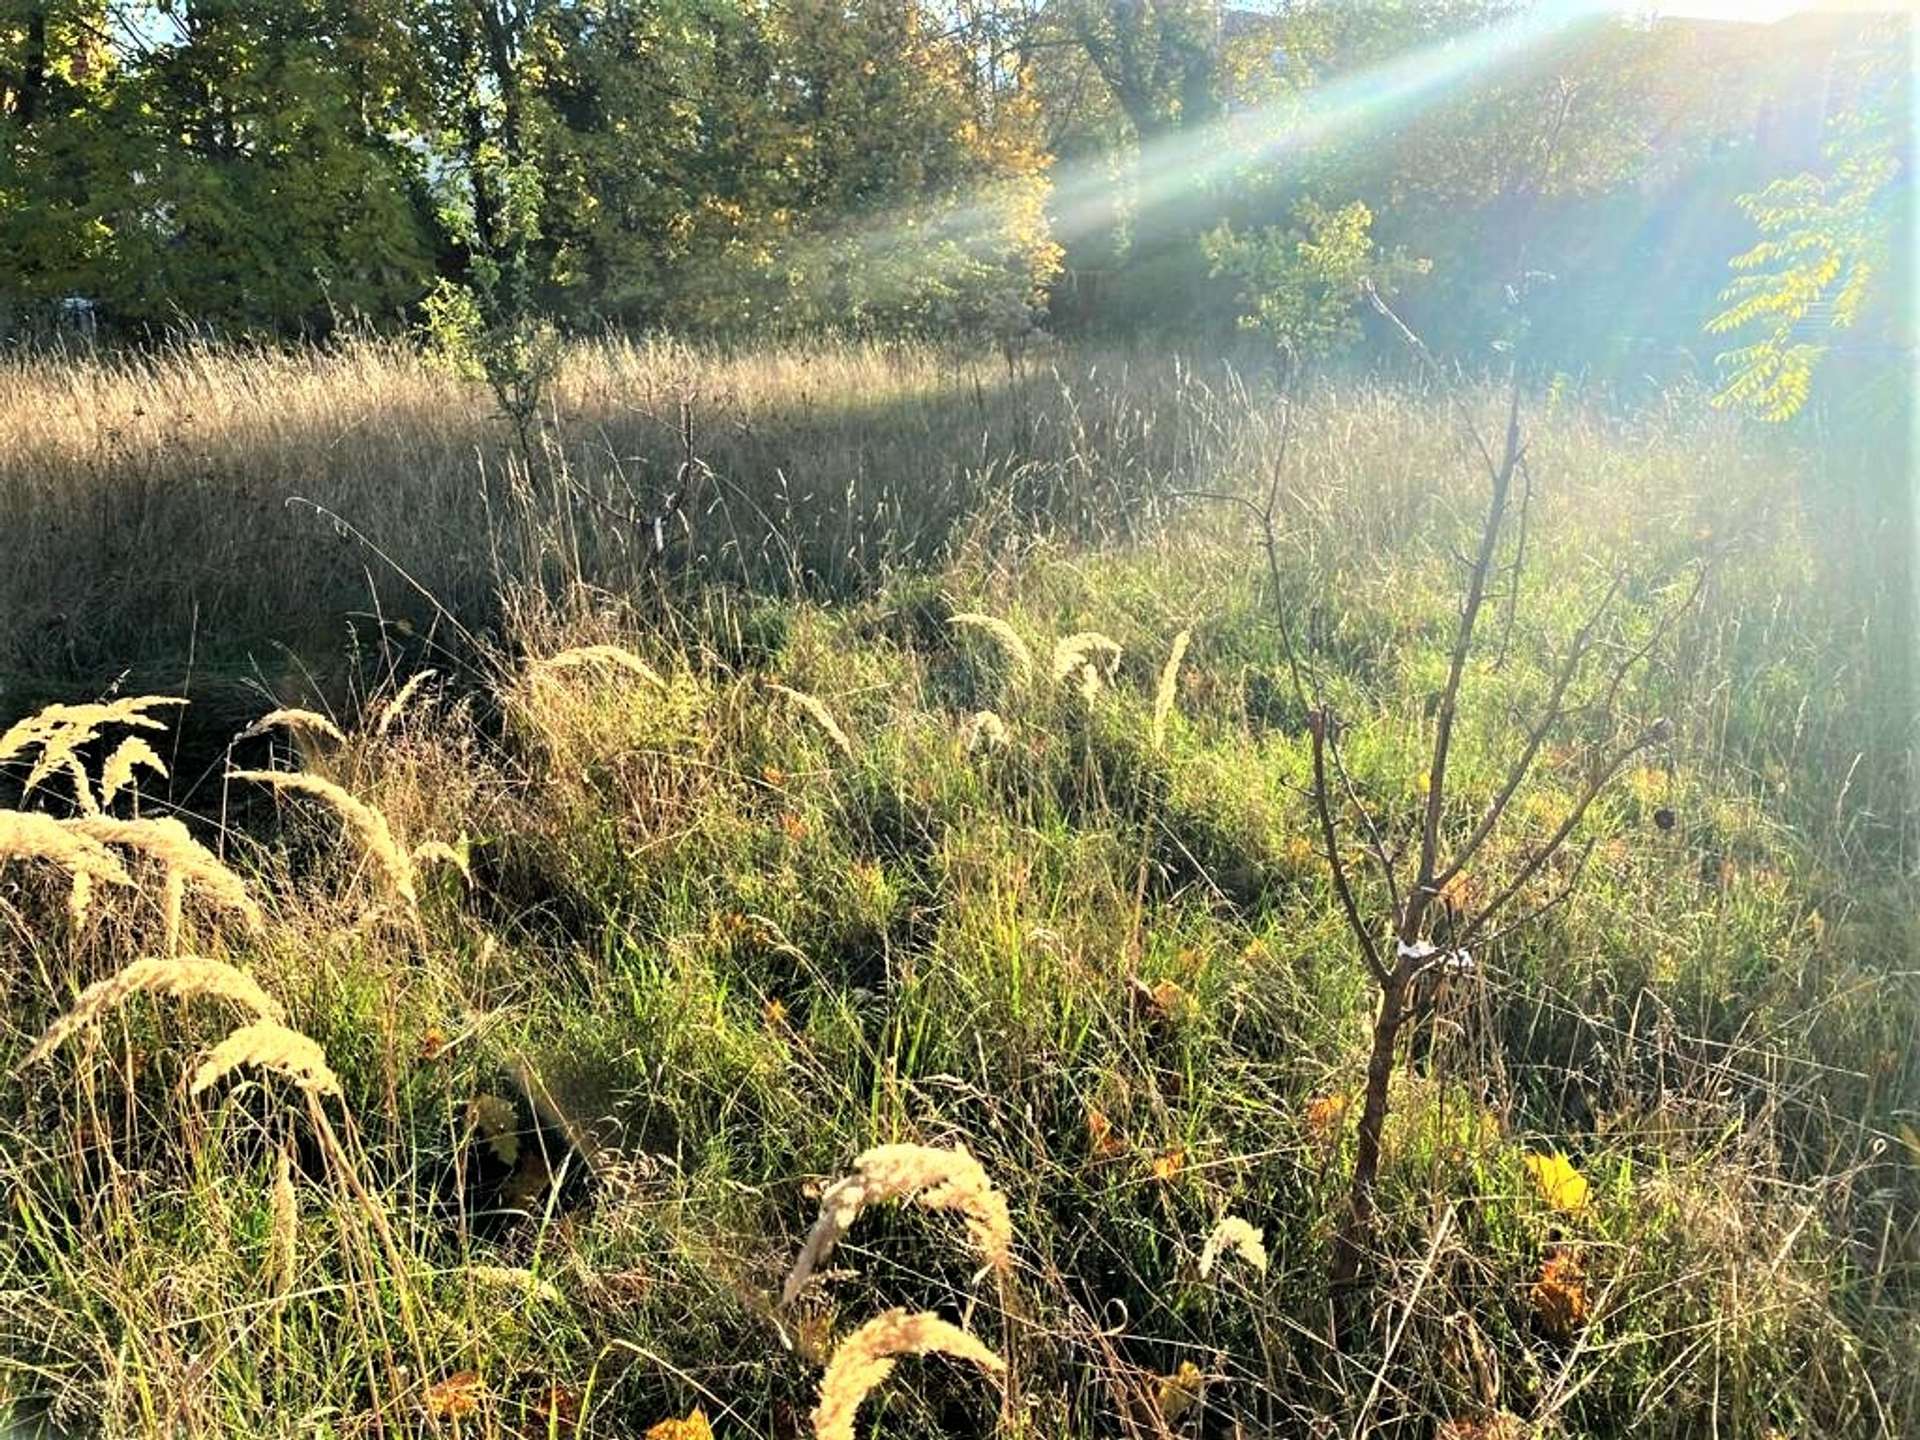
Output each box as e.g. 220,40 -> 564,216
1254,288 -> 1704,1308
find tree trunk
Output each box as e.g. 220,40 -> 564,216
1331,966 -> 1408,1293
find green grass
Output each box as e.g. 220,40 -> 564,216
0,338 -> 1913,1439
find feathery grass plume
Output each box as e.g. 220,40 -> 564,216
237,708 -> 348,746
411,838 -> 471,884
0,695 -> 185,767
229,769 -> 415,906
19,956 -> 285,1070
69,868 -> 94,928
465,1264 -> 563,1305
769,683 -> 854,757
269,1145 -> 299,1297
783,1143 -> 1012,1306
0,810 -> 134,928
948,613 -> 1034,679
98,736 -> 168,811
961,710 -> 1009,754
373,669 -> 438,737
67,816 -> 264,938
538,644 -> 666,688
812,1309 -> 1004,1440
1051,632 -> 1123,702
190,1019 -> 341,1099
1151,629 -> 1191,751
1197,1214 -> 1268,1279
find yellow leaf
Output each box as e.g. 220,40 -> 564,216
1155,1360 -> 1204,1420
425,1371 -> 484,1420
645,1409 -> 713,1440
1523,1151 -> 1589,1213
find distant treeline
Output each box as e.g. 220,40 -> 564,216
0,1 -> 1893,377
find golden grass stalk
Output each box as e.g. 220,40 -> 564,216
0,695 -> 185,768
190,1019 -> 341,1099
949,613 -> 1034,679
538,644 -> 666,688
1051,632 -> 1123,702
1197,1214 -> 1268,1279
0,809 -> 134,928
961,710 -> 1009,754
229,769 -> 415,906
411,838 -> 471,885
67,816 -> 264,940
18,956 -> 285,1070
465,1264 -> 563,1305
783,1143 -> 1012,1307
98,735 -> 169,811
237,708 -> 348,746
373,669 -> 438,737
1151,630 -> 1191,751
769,683 -> 854,758
269,1145 -> 299,1297
812,1309 -> 1004,1440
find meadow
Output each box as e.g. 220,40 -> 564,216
0,336 -> 1914,1439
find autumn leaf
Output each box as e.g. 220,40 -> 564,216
1523,1151 -> 1590,1213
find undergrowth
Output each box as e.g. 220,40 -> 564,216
0,340 -> 1912,1439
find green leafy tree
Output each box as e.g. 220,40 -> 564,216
1204,198 -> 1427,373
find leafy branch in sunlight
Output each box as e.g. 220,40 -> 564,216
1707,52 -> 1905,423
1204,199 -> 1429,378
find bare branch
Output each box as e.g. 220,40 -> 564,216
1457,718 -> 1672,950
1430,570 -> 1624,892
1311,709 -> 1389,989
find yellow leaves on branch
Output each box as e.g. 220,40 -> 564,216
1523,1151 -> 1590,1214
782,1143 -> 1012,1307
812,1309 -> 1003,1440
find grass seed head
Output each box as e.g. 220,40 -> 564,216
1197,1213 -> 1268,1279
237,708 -> 348,745
769,683 -> 854,757
190,1019 -> 341,1099
812,1308 -> 1003,1440
373,669 -> 438,736
1151,629 -> 1191,750
19,956 -> 285,1070
538,644 -> 666,688
783,1142 -> 1012,1306
1051,632 -> 1123,702
229,769 -> 415,906
98,736 -> 169,811
949,612 -> 1034,678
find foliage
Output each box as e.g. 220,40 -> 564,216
1204,199 -> 1428,368
1707,86 -> 1905,422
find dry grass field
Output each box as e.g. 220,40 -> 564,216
0,337 -> 1913,1438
